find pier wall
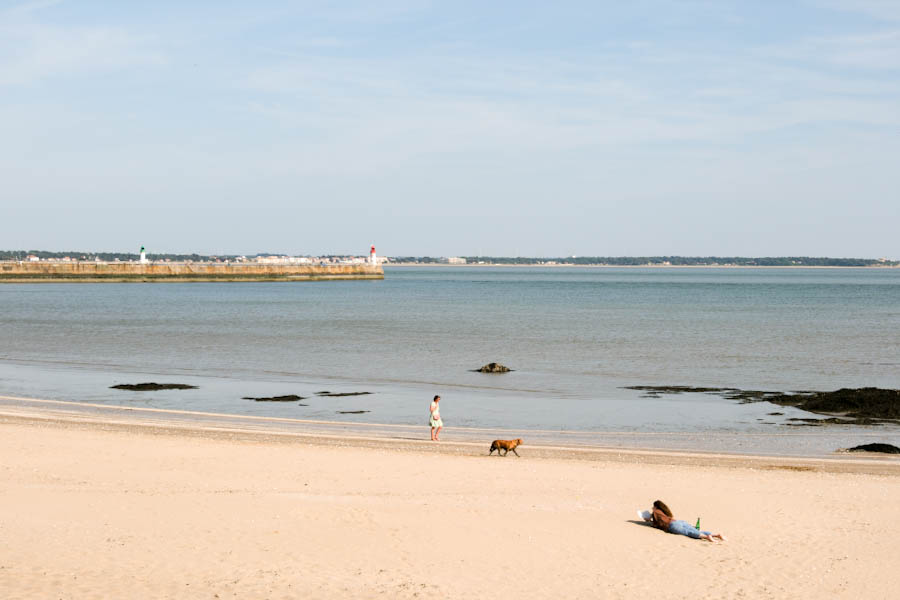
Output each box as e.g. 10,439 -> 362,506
0,262 -> 383,282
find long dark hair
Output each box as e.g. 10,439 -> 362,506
653,500 -> 673,517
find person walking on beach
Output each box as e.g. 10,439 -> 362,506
646,500 -> 726,542
429,395 -> 443,441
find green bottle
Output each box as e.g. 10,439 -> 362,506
695,518 -> 700,530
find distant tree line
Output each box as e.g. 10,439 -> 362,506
443,256 -> 898,267
391,256 -> 443,264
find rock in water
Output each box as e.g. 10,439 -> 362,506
111,383 -> 198,391
474,362 -> 512,373
846,443 -> 900,454
242,395 -> 306,402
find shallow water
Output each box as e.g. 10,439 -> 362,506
1,266 -> 898,453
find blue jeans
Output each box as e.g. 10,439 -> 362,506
668,519 -> 710,539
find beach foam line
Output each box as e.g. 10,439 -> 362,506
2,394 -> 899,473
0,393 -> 888,439
0,394 -> 421,428
3,408 -> 899,476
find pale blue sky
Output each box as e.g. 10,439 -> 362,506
1,0 -> 898,257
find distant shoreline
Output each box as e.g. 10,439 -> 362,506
5,252 -> 895,270
386,262 -> 899,269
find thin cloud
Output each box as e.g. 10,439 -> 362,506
810,0 -> 900,22
759,29 -> 900,71
0,21 -> 164,86
0,0 -> 63,18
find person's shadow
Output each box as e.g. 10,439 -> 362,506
627,519 -> 655,528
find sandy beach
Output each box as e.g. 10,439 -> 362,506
2,405 -> 899,599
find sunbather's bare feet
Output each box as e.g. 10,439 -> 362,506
714,534 -> 726,542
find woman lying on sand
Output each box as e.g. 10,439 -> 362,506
645,500 -> 726,542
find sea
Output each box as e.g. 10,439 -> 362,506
1,266 -> 898,456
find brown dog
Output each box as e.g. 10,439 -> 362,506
489,438 -> 523,457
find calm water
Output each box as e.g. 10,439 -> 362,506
1,267 -> 898,453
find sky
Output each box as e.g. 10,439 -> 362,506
1,0 -> 898,257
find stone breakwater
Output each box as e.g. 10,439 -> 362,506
0,261 -> 383,282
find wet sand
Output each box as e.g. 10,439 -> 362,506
2,401 -> 900,599
3,393 -> 896,458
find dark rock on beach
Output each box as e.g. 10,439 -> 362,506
846,443 -> 900,454
778,388 -> 900,421
242,395 -> 306,402
315,391 -> 373,397
337,410 -> 370,414
473,362 -> 513,373
623,386 -> 900,425
111,383 -> 198,391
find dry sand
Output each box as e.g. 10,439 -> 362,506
2,410 -> 900,599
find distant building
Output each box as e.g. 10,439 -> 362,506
441,257 -> 467,264
256,255 -> 289,264
256,255 -> 313,264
